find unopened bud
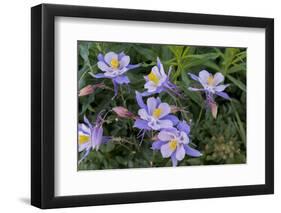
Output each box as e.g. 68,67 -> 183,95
112,106 -> 136,119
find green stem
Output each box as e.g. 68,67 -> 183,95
196,106 -> 203,126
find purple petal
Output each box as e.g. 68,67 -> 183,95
78,148 -> 91,164
162,115 -> 179,126
97,53 -> 104,61
188,73 -> 200,81
135,91 -> 147,110
184,145 -> 202,157
216,91 -> 231,100
133,119 -> 150,130
157,57 -> 167,78
92,126 -> 103,150
79,123 -> 91,135
141,91 -> 155,97
78,141 -> 91,152
83,116 -> 92,128
177,120 -> 190,135
127,64 -> 141,69
151,140 -> 165,150
102,136 -> 112,144
114,75 -> 130,84
171,153 -> 178,167
112,80 -> 118,97
90,73 -> 107,78
118,52 -> 126,60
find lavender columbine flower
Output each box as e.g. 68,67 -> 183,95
142,57 -> 180,96
134,91 -> 179,131
90,51 -> 140,98
78,114 -> 111,163
188,70 -> 230,118
188,70 -> 230,100
152,121 -> 202,167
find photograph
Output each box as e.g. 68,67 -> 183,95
77,41 -> 247,170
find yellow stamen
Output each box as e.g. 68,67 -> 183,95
148,71 -> 159,84
169,139 -> 178,151
110,59 -> 119,69
207,75 -> 215,86
79,135 -> 89,145
153,108 -> 162,118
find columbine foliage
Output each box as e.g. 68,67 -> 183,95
78,41 -> 246,170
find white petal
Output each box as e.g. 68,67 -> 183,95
160,143 -> 174,158
138,109 -> 149,120
157,119 -> 174,129
104,52 -> 118,65
175,145 -> 186,161
158,130 -> 176,141
199,70 -> 211,85
147,97 -> 157,115
157,103 -> 171,118
213,72 -> 225,86
144,81 -> 158,92
119,55 -> 130,68
215,84 -> 229,92
97,61 -> 111,72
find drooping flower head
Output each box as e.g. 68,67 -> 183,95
188,70 -> 230,118
142,57 -> 180,97
133,91 -> 179,131
78,113 -> 111,163
90,51 -> 140,98
112,106 -> 136,119
152,121 -> 202,166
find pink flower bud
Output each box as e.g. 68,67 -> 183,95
112,106 -> 136,119
210,102 -> 218,119
79,85 -> 94,96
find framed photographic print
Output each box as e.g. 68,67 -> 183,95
31,3 -> 274,209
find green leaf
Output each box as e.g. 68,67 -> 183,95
132,45 -> 156,61
79,43 -> 89,62
226,75 -> 246,92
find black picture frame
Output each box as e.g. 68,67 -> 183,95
31,3 -> 274,209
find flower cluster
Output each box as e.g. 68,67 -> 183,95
79,51 -> 231,166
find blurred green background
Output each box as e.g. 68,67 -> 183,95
78,41 -> 246,170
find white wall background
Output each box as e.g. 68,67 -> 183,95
0,0 -> 279,212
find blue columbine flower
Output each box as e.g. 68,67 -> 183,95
90,51 -> 140,98
142,57 -> 180,97
151,121 -> 202,167
188,70 -> 230,118
133,91 -> 179,131
188,70 -> 230,100
78,114 -> 111,163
